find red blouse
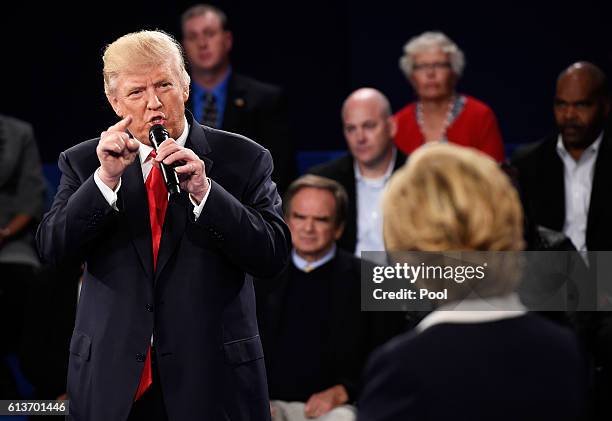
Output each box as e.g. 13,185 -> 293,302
393,95 -> 505,162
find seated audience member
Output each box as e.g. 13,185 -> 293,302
512,61 -> 611,253
358,144 -> 587,421
512,61 -> 612,421
308,88 -> 406,257
181,4 -> 295,193
0,114 -> 46,398
256,175 -> 364,421
394,31 -> 504,162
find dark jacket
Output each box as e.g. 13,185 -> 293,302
255,248 -> 367,401
358,314 -> 587,421
36,114 -> 291,421
187,72 -> 295,194
511,132 -> 612,251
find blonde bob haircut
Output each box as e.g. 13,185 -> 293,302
102,30 -> 191,96
383,144 -> 524,301
383,143 -> 523,252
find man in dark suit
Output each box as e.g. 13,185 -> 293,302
256,175 -> 364,421
512,62 -> 612,421
308,88 -> 406,256
512,62 -> 612,252
36,30 -> 290,421
181,4 -> 294,193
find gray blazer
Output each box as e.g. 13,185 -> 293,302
0,114 -> 45,266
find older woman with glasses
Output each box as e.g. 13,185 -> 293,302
394,31 -> 505,162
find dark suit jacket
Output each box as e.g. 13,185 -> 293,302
307,151 -> 407,254
512,132 -> 612,251
358,314 -> 587,421
36,115 -> 291,421
255,248 -> 366,401
187,72 -> 295,194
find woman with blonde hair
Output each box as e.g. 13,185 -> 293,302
357,143 -> 586,421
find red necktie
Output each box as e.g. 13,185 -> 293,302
134,150 -> 168,401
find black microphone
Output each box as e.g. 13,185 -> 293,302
148,124 -> 181,196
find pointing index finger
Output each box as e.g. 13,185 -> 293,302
109,115 -> 132,132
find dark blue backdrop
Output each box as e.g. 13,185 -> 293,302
2,0 -> 610,166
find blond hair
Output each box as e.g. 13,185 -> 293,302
383,144 -> 524,300
103,30 -> 190,95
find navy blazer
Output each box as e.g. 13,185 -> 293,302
358,314 -> 587,421
36,115 -> 291,421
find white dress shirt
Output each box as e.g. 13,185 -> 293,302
354,148 -> 396,258
292,244 -> 337,273
93,117 -> 211,219
556,132 -> 602,252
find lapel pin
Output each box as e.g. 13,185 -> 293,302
235,98 -> 245,107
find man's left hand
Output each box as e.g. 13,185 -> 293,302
303,384 -> 349,419
155,139 -> 209,203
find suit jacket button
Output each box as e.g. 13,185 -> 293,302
136,353 -> 146,362
145,304 -> 154,312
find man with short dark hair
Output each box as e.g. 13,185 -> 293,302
256,175 -> 364,421
181,4 -> 294,193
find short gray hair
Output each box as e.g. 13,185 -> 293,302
399,31 -> 465,78
283,175 -> 348,228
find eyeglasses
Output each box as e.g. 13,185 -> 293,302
413,62 -> 452,72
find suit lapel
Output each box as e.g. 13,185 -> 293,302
155,117 -> 214,280
155,191 -> 188,281
587,132 -> 612,245
120,158 -> 153,279
534,138 -> 565,230
185,114 -> 214,174
222,73 -> 246,132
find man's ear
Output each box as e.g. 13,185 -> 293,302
388,115 -> 397,138
603,98 -> 611,118
107,94 -> 122,117
224,30 -> 233,52
183,85 -> 190,103
334,222 -> 345,240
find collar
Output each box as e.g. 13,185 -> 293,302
138,117 -> 190,163
191,67 -> 232,100
556,130 -> 603,161
354,147 -> 397,185
416,293 -> 527,333
292,244 -> 337,273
